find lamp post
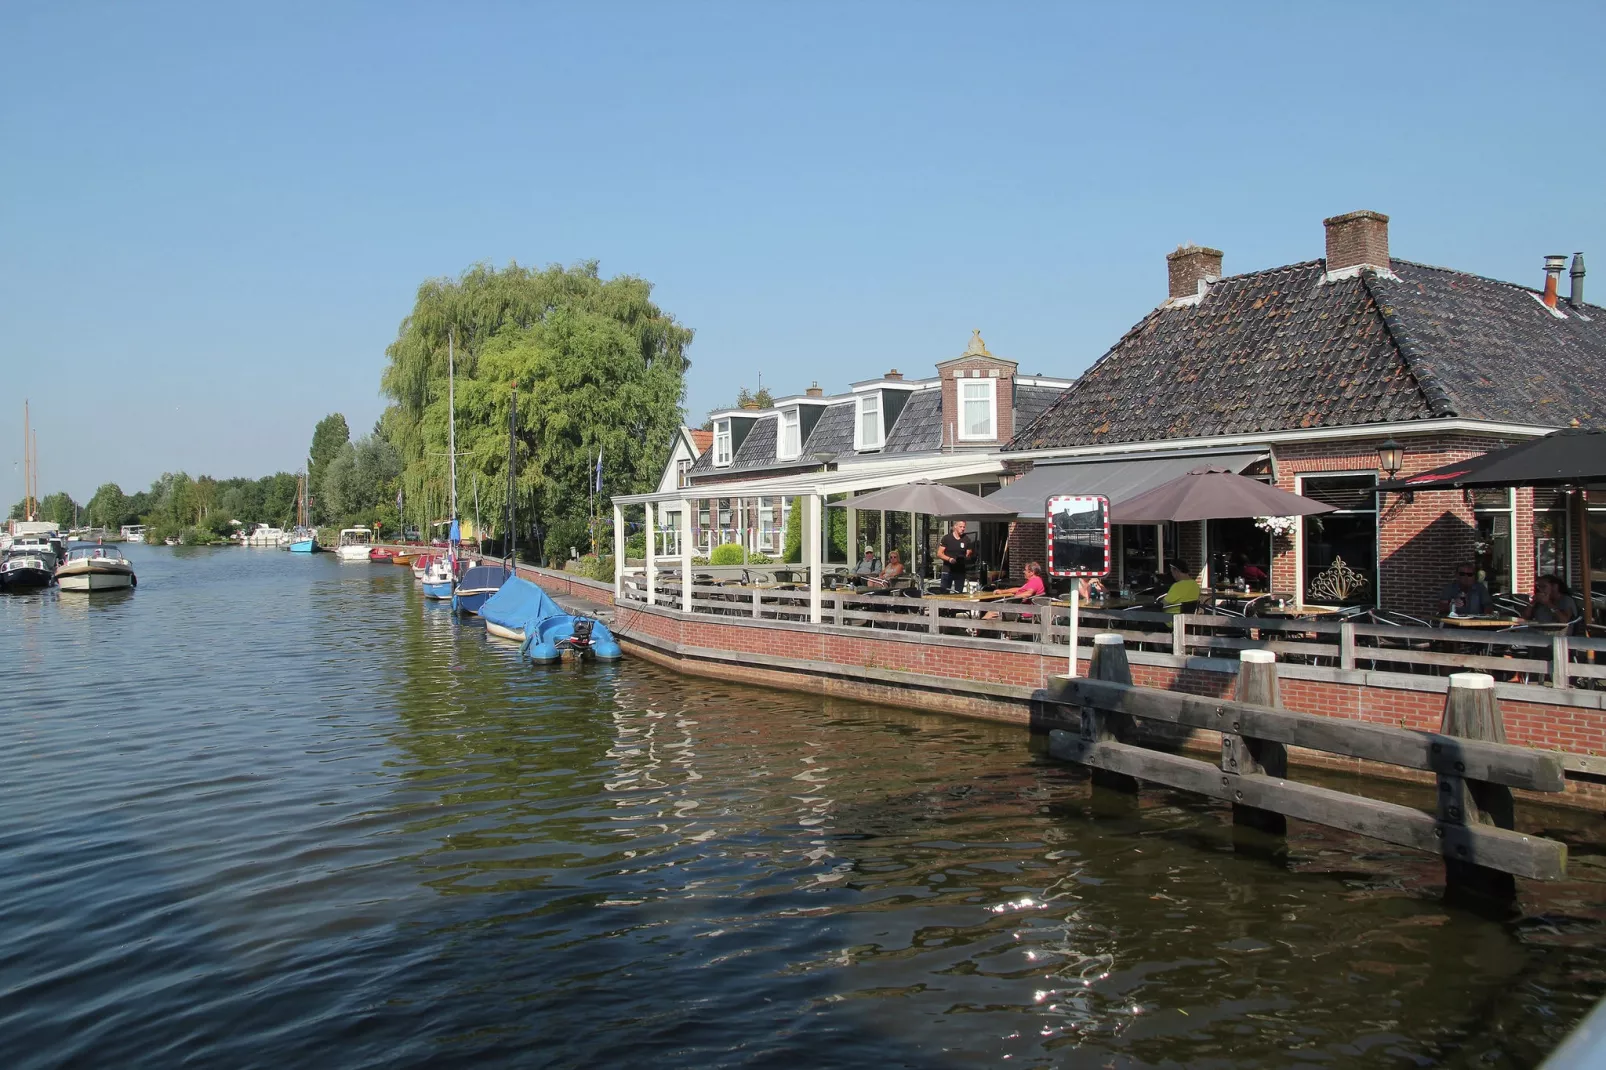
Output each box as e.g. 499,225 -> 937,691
1377,439 -> 1405,481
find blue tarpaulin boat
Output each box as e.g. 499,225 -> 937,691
478,576 -> 621,662
453,563 -> 511,616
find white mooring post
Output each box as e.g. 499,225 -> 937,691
1439,671 -> 1517,907
1067,585 -> 1081,677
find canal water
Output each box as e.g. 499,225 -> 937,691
3,545 -> 1605,1068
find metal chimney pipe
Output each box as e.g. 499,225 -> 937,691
1570,252 -> 1586,307
1543,254 -> 1567,309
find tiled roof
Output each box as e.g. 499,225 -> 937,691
1014,384 -> 1065,432
1008,258 -> 1606,451
687,429 -> 713,455
800,401 -> 856,462
882,390 -> 943,453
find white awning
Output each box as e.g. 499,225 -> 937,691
987,451 -> 1268,518
610,454 -> 1008,506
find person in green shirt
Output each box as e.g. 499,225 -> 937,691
1163,559 -> 1200,613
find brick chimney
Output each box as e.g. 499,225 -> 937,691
805,382 -> 823,397
885,369 -> 903,381
1167,244 -> 1223,300
1323,210 -> 1390,273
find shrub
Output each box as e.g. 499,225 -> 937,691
625,532 -> 646,558
709,542 -> 748,565
566,554 -> 615,582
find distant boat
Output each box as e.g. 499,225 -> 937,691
453,563 -> 511,616
56,546 -> 136,591
243,524 -> 285,546
119,524 -> 147,543
420,556 -> 456,601
335,527 -> 374,562
369,547 -> 397,562
391,551 -> 417,566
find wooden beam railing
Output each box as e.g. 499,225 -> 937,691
1041,636 -> 1568,895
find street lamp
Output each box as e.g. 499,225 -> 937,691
1377,439 -> 1405,480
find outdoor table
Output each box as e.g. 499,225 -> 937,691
1436,616 -> 1525,629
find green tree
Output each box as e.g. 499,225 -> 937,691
381,261 -> 692,561
38,491 -> 80,527
85,483 -> 130,528
322,435 -> 401,520
307,413 -> 350,523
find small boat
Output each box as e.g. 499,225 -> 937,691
370,547 -> 397,562
479,576 -> 621,661
391,551 -> 417,566
285,527 -> 321,553
411,554 -> 434,582
420,556 -> 456,601
6,534 -> 59,571
335,527 -> 374,562
243,523 -> 285,546
453,563 -> 511,616
1,550 -> 56,590
56,546 -> 136,591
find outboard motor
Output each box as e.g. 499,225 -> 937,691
561,617 -> 597,657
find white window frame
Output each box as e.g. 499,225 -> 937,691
957,378 -> 997,441
777,408 -> 802,461
855,392 -> 883,451
1294,470 -> 1379,609
713,419 -> 732,467
675,457 -> 692,488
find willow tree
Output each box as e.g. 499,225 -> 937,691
381,261 -> 692,557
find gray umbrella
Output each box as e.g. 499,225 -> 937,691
830,480 -> 1018,518
1109,467 -> 1336,523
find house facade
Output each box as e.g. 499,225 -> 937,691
996,211 -> 1604,614
649,426 -> 712,555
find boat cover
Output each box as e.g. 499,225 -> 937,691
457,564 -> 511,593
477,575 -> 621,661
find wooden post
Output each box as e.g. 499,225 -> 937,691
926,600 -> 940,634
644,503 -> 657,606
1082,633 -> 1139,793
1172,613 -> 1187,656
1339,622 -> 1356,671
752,587 -> 761,619
1225,650 -> 1289,835
1438,672 -> 1517,906
1039,598 -> 1055,648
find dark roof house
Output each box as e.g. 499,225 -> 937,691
1010,212 -> 1604,452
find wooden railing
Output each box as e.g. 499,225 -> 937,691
1043,636 -> 1567,900
616,574 -> 1606,692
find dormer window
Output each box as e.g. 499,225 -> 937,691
713,419 -> 732,467
777,408 -> 801,461
958,379 -> 997,441
855,393 -> 883,451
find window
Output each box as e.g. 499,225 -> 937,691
675,457 -> 692,488
958,379 -> 996,441
1534,489 -> 1568,581
1300,474 -> 1377,606
856,393 -> 883,451
1472,488 -> 1513,594
713,419 -> 732,467
759,497 -> 779,551
778,409 -> 801,461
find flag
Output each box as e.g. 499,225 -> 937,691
396,487 -> 404,512
594,448 -> 604,493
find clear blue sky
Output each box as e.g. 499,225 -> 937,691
4,2 -> 1603,503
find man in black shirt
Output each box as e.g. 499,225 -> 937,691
938,520 -> 974,593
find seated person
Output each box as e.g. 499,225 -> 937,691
1437,563 -> 1493,617
985,561 -> 1046,619
1076,574 -> 1109,601
1231,553 -> 1269,588
1523,573 -> 1578,625
1163,559 -> 1201,613
852,547 -> 880,577
867,550 -> 904,589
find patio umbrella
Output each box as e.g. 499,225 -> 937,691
1376,428 -> 1606,626
829,480 -> 1019,519
1108,467 -> 1337,524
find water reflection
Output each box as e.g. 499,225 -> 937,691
1,544 -> 1604,1068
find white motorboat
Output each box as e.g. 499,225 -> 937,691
243,523 -> 286,546
6,534 -> 59,571
335,527 -> 374,561
56,546 -> 136,591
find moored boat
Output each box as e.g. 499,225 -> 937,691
1,551 -> 56,591
420,556 -> 456,601
335,527 -> 374,562
391,551 -> 416,566
411,554 -> 434,582
453,563 -> 511,616
478,576 -> 620,660
370,547 -> 397,562
56,546 -> 136,591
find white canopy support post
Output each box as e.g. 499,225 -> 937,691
680,497 -> 694,612
644,502 -> 657,605
612,502 -> 625,599
803,493 -> 823,624
846,505 -> 858,564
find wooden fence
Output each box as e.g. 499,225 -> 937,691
618,574 -> 1606,691
1043,635 -> 1567,900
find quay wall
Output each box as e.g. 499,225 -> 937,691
505,563 -> 1606,809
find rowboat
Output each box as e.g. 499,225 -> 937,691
391,551 -> 417,566
56,546 -> 136,591
369,547 -> 397,562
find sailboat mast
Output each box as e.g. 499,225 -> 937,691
508,382 -> 518,565
447,327 -> 457,531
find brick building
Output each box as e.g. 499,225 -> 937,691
993,210 -> 1605,614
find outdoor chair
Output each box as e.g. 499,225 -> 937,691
1364,608 -> 1437,675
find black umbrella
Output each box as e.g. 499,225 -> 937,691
1377,428 -> 1605,627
